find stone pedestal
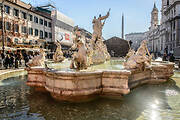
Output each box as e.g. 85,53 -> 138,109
26,61 -> 174,102
26,67 -> 47,92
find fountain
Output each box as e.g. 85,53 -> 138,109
26,11 -> 175,102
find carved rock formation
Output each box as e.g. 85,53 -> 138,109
27,48 -> 45,67
53,41 -> 65,63
124,40 -> 152,71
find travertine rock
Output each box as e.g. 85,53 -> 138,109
70,11 -> 111,70
124,40 -> 152,71
26,61 -> 174,102
27,48 -> 45,67
53,41 -> 65,63
70,41 -> 88,70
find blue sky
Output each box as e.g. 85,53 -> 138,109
23,0 -> 161,39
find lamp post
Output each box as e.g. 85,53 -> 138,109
0,0 -> 4,54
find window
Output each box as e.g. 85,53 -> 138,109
45,31 -> 48,38
174,8 -> 176,16
21,26 -> 27,33
0,21 -> 2,29
23,39 -> 26,43
22,12 -> 27,19
40,30 -> 43,39
7,37 -> 11,43
29,28 -> 33,35
4,5 -> 10,14
35,41 -> 38,44
44,20 -> 47,26
14,24 -> 19,32
167,0 -> 169,6
13,8 -> 19,17
48,22 -> 52,28
29,14 -> 33,21
29,40 -> 32,44
49,33 -> 52,38
14,38 -> 18,44
34,16 -> 38,23
35,29 -> 38,36
6,22 -> 11,31
40,19 -> 43,25
173,21 -> 176,30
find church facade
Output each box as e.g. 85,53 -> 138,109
147,0 -> 180,57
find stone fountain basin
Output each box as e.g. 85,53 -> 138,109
26,61 -> 174,102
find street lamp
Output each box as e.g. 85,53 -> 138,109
0,1 -> 4,54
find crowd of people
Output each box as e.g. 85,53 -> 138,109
162,53 -> 175,62
151,52 -> 175,62
0,50 -> 39,69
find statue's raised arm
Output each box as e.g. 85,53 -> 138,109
99,11 -> 110,20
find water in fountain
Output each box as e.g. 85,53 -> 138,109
0,73 -> 180,120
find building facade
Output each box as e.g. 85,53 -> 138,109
0,0 -> 52,47
147,0 -> 180,57
125,32 -> 147,51
51,10 -> 74,46
146,3 -> 165,54
161,0 -> 180,55
0,0 -> 74,50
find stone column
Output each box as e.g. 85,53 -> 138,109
176,19 -> 180,47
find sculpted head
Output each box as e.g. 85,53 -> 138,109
77,40 -> 84,48
141,40 -> 147,46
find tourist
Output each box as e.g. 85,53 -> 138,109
1,52 -> 5,69
18,52 -> 22,67
23,52 -> 29,67
169,54 -> 175,62
162,53 -> 168,61
9,54 -> 14,68
1,52 -> 5,60
14,52 -> 19,69
4,54 -> 10,69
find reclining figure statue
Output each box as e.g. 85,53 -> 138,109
124,40 -> 152,71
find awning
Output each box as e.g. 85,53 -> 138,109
0,47 -> 17,51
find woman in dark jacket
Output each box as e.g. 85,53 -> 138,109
4,54 -> 10,69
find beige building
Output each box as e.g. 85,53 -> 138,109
125,32 -> 147,51
0,0 -> 52,47
51,10 -> 74,47
161,0 -> 180,55
147,0 -> 180,57
0,0 -> 74,50
147,3 -> 164,54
